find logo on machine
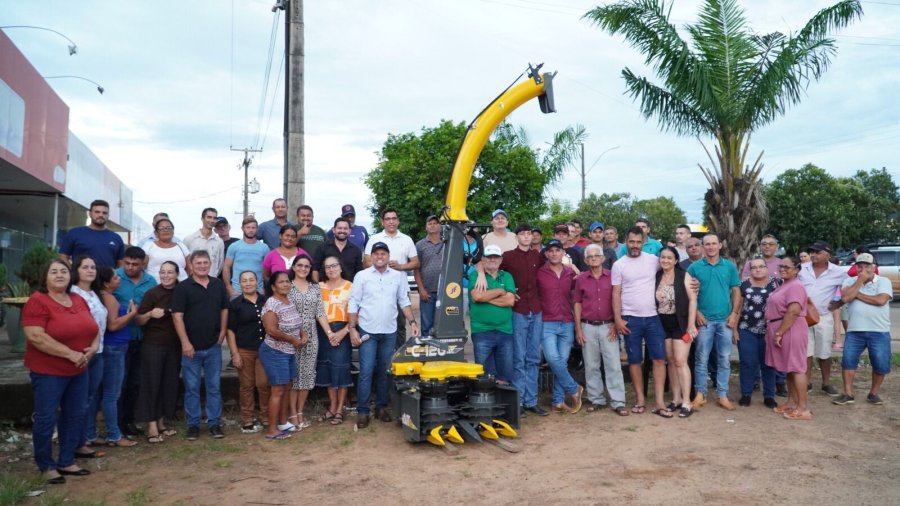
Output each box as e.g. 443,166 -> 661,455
445,306 -> 460,316
401,413 -> 417,430
405,344 -> 460,358
445,282 -> 461,298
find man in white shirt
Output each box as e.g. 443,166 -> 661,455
348,241 -> 419,429
183,207 -> 225,277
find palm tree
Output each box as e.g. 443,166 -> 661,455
584,0 -> 863,264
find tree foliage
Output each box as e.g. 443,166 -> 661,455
584,0 -> 863,266
538,193 -> 687,243
364,120 -> 584,239
764,165 -> 899,253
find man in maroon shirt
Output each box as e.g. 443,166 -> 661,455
574,244 -> 628,415
536,239 -> 584,414
498,223 -> 548,416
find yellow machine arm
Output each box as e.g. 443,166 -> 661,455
444,66 -> 555,222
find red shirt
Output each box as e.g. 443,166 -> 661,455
501,247 -> 543,315
536,263 -> 576,322
573,269 -> 614,321
22,292 -> 98,376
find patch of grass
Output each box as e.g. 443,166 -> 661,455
213,459 -> 233,469
892,353 -> 900,367
0,474 -> 43,505
126,485 -> 152,506
623,425 -> 638,432
335,435 -> 353,447
39,495 -> 106,506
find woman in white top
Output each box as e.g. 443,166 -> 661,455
144,218 -> 190,282
70,256 -> 108,456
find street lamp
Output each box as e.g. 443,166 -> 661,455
43,75 -> 104,94
578,144 -> 620,203
0,25 -> 78,55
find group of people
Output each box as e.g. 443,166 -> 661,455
21,199 -> 893,485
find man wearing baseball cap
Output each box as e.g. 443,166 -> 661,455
833,253 -> 892,406
798,240 -> 848,396
325,203 -> 370,251
483,209 -> 517,253
468,244 -> 516,383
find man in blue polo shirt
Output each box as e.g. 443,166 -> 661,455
59,199 -> 125,268
688,234 -> 740,411
223,217 -> 270,297
635,218 -> 663,257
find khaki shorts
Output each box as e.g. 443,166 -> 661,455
807,317 -> 834,360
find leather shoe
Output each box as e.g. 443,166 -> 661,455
45,474 -> 66,485
692,392 -> 707,408
718,397 -> 736,411
356,414 -> 370,429
566,385 -> 584,414
738,395 -> 751,407
57,467 -> 91,476
375,408 -> 392,423
523,405 -> 549,416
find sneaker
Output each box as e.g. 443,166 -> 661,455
186,426 -> 200,441
822,384 -> 840,396
523,405 -> 549,417
775,384 -> 788,397
277,422 -> 296,433
764,397 -> 778,409
738,395 -> 751,407
241,424 -> 261,434
867,393 -> 884,405
832,394 -> 855,405
209,425 -> 225,439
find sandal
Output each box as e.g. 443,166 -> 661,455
322,410 -> 336,422
585,403 -> 607,413
773,404 -> 795,414
614,406 -> 630,417
146,434 -> 164,444
296,413 -> 312,429
108,438 -> 138,447
651,407 -> 674,418
160,428 -> 177,437
330,412 -> 344,425
783,410 -> 812,421
679,406 -> 693,418
265,430 -> 292,441
631,405 -> 646,414
666,402 -> 678,412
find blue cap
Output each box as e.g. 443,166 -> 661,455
492,209 -> 507,219
371,241 -> 390,253
589,221 -> 604,232
546,239 -> 564,250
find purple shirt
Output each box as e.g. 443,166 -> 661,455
501,247 -> 543,315
611,252 -> 660,317
573,269 -> 613,321
536,263 -> 576,322
741,256 -> 782,280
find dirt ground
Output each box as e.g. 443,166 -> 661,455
3,366 -> 899,506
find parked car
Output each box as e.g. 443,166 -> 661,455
866,245 -> 900,299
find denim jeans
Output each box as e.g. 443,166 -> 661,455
738,329 -> 775,398
694,320 -> 732,397
356,328 -> 396,415
581,322 -> 626,408
82,353 -> 104,444
315,322 -> 352,388
31,371 -> 88,472
542,321 -> 580,405
512,312 -> 542,408
472,331 -> 514,382
181,346 -> 223,427
420,292 -> 438,335
101,343 -> 128,442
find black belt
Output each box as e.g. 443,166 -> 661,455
583,319 -> 613,326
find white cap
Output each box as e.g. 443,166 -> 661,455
483,244 -> 503,257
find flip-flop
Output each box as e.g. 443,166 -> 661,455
631,405 -> 646,414
773,404 -> 795,414
678,406 -> 693,418
265,430 -> 292,441
614,406 -> 630,416
330,412 -> 344,425
651,408 -> 674,418
783,410 -> 812,421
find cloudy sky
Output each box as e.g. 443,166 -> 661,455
4,0 -> 898,236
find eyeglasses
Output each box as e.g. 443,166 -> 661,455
750,265 -> 767,269
157,227 -> 173,231
324,263 -> 341,269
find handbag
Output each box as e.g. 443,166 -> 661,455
805,298 -> 820,327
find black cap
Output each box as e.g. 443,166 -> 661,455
809,240 -> 832,254
546,239 -> 564,250
341,204 -> 356,216
371,241 -> 390,253
553,224 -> 569,234
215,217 -> 228,225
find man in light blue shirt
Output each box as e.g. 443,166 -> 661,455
257,198 -> 294,249
348,241 -> 419,429
222,217 -> 270,297
635,218 -> 663,256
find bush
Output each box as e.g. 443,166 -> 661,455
17,242 -> 57,290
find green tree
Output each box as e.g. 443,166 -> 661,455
763,164 -> 898,253
365,120 -> 585,239
584,0 -> 862,266
570,192 -> 686,243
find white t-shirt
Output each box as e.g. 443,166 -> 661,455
365,231 -> 418,264
145,241 -> 191,282
611,252 -> 660,317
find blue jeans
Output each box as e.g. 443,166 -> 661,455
738,329 -> 775,398
541,321 -> 579,405
101,343 -> 128,442
31,371 -> 88,472
694,321 -> 732,397
473,331 -> 514,382
181,346 -> 223,427
512,312 -> 542,407
356,328 -> 396,415
82,353 -> 104,444
420,292 -> 438,335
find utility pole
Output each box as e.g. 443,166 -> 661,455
231,147 -> 262,217
279,0 -> 304,209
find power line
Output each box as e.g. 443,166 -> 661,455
253,10 -> 281,149
260,49 -> 285,152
